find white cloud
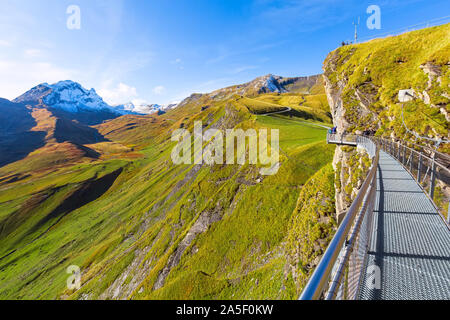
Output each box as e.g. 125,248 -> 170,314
0,40 -> 11,47
0,59 -> 75,99
130,99 -> 154,113
170,58 -> 182,64
98,82 -> 138,105
228,65 -> 259,74
131,98 -> 148,105
24,49 -> 42,58
152,85 -> 166,95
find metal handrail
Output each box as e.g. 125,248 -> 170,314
300,135 -> 379,300
400,139 -> 450,163
301,133 -> 450,300
375,137 -> 450,175
375,136 -> 450,226
328,133 -> 449,208
325,175 -> 377,300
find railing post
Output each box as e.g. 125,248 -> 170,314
405,146 -> 408,165
417,153 -> 422,183
401,145 -> 404,164
429,155 -> 436,200
402,145 -> 406,165
447,200 -> 450,224
447,201 -> 450,224
397,141 -> 401,160
409,151 -> 413,173
400,144 -> 403,162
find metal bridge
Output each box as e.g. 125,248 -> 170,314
300,134 -> 450,300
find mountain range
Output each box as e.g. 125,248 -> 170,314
0,22 -> 448,301
5,74 -> 318,124
12,80 -> 169,122
0,68 -> 334,300
0,74 -> 321,169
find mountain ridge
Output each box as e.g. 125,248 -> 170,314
178,74 -> 323,108
0,70 -> 334,300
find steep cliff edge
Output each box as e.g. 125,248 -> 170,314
324,23 -> 449,144
323,23 -> 450,219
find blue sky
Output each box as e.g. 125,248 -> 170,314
0,0 -> 448,105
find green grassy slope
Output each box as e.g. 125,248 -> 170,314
324,23 -> 449,152
0,84 -> 336,299
286,164 -> 336,293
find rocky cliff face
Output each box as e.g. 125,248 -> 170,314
323,24 -> 449,144
322,24 -> 450,220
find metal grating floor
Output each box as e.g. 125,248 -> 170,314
358,151 -> 450,300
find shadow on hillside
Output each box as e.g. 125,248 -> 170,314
50,107 -> 120,126
0,168 -> 124,261
54,118 -> 109,145
32,168 -> 123,233
285,109 -> 324,122
0,99 -> 48,168
0,131 -> 47,168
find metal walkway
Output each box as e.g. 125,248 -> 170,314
359,151 -> 450,300
300,134 -> 450,300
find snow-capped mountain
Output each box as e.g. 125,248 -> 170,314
12,80 -> 152,125
114,101 -> 180,115
44,81 -> 118,113
178,74 -> 321,106
14,80 -> 182,118
251,74 -> 288,94
14,80 -> 126,115
114,102 -> 165,115
162,102 -> 180,111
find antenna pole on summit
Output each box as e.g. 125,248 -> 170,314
353,17 -> 360,43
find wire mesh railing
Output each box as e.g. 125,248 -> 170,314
300,134 -> 379,300
375,137 -> 450,223
327,133 -> 377,159
327,133 -> 357,145
344,16 -> 450,45
327,174 -> 377,300
301,134 -> 450,300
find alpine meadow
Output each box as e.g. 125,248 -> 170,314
0,0 -> 449,304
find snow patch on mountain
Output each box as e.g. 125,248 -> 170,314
115,101 -> 180,115
252,74 -> 287,94
115,102 -> 162,115
42,80 -> 119,113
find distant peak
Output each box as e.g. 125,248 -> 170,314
114,101 -> 170,115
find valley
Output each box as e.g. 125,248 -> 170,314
1,22 -> 448,300
0,75 -> 336,299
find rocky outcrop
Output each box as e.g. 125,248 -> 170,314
153,206 -> 223,290
332,146 -> 371,222
323,61 -> 373,222
323,25 -> 450,221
